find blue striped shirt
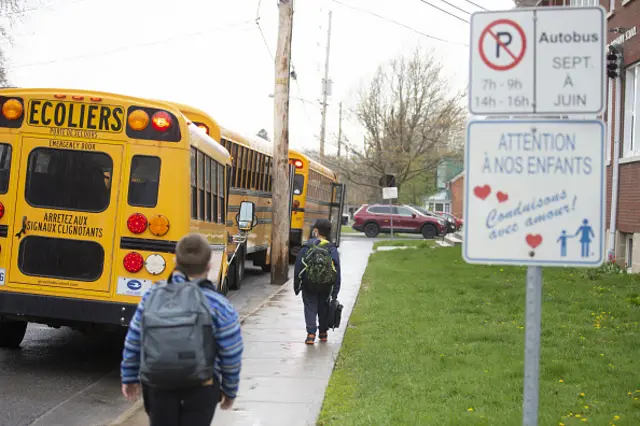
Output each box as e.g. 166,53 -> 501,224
120,270 -> 243,399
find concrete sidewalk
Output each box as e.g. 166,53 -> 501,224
211,238 -> 372,426
112,239 -> 372,426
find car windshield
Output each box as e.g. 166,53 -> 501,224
410,206 -> 434,216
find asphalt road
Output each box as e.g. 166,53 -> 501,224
0,262 -> 282,426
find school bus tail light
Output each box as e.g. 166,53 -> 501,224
294,159 -> 303,169
148,214 -> 170,237
123,252 -> 144,273
152,111 -> 172,132
1,99 -> 23,120
128,109 -> 150,131
127,213 -> 148,234
292,200 -> 300,208
145,254 -> 166,275
0,202 -> 5,219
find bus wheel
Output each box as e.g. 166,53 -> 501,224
219,275 -> 229,296
0,321 -> 28,349
229,247 -> 245,291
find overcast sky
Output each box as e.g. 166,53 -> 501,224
1,0 -> 515,153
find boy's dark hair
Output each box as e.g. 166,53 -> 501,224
313,219 -> 332,239
175,233 -> 211,277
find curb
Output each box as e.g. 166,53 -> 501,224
108,280 -> 290,426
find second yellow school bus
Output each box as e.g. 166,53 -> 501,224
0,88 -> 235,348
165,102 -> 274,290
288,149 -> 346,258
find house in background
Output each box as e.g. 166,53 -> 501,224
447,172 -> 464,219
425,158 -> 463,213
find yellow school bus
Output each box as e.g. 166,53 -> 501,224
165,102 -> 274,290
288,149 -> 346,257
0,88 -> 238,348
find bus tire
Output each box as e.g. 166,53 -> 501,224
219,274 -> 229,296
0,321 -> 28,349
229,247 -> 245,291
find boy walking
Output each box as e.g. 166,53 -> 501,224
120,233 -> 243,426
294,219 -> 341,345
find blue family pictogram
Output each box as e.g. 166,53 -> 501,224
556,218 -> 595,258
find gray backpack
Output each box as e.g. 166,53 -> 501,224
139,278 -> 216,389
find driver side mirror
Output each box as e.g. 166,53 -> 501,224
412,213 -> 417,218
237,201 -> 256,232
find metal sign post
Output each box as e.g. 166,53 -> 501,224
523,266 -> 542,426
382,187 -> 398,240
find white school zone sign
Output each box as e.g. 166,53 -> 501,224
462,120 -> 605,267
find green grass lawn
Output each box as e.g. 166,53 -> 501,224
319,245 -> 640,425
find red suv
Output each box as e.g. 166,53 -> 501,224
352,204 -> 448,238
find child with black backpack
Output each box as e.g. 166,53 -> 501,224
294,219 -> 341,345
120,233 -> 243,426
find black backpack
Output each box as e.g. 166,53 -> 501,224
299,240 -> 337,293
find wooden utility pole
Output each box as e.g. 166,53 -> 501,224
271,0 -> 293,285
319,10 -> 332,161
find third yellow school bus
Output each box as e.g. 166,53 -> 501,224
288,149 -> 346,257
0,88 -> 233,348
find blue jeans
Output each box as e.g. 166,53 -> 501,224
302,289 -> 330,334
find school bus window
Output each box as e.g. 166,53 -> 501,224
269,158 -> 274,192
255,153 -> 261,190
190,147 -> 197,219
258,155 -> 265,191
265,157 -> 271,192
18,236 -> 104,282
231,143 -> 238,187
128,155 -> 160,208
26,148 -> 113,213
248,150 -> 254,189
210,158 -> 218,222
0,143 -> 12,194
293,174 -> 304,196
204,156 -> 211,222
197,150 -> 205,220
252,152 -> 258,190
218,163 -> 224,223
236,146 -> 244,188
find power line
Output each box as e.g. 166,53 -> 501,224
417,0 -> 468,24
255,18 -> 274,61
6,20 -> 254,70
460,0 -> 488,11
1,0 -> 91,17
330,0 -> 468,47
436,0 -> 471,15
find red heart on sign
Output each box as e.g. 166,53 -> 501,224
496,191 -> 509,203
473,185 -> 491,200
526,234 -> 543,249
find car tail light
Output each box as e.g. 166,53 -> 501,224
128,109 -> 150,131
123,252 -> 144,273
293,160 -> 303,169
145,254 -> 166,275
149,214 -> 170,237
0,202 -> 5,219
127,213 -> 148,234
152,111 -> 172,132
1,99 -> 23,120
292,200 -> 300,208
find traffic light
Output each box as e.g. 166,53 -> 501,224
607,46 -> 622,79
379,174 -> 396,188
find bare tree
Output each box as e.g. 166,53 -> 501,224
337,48 -> 465,193
0,0 -> 24,87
